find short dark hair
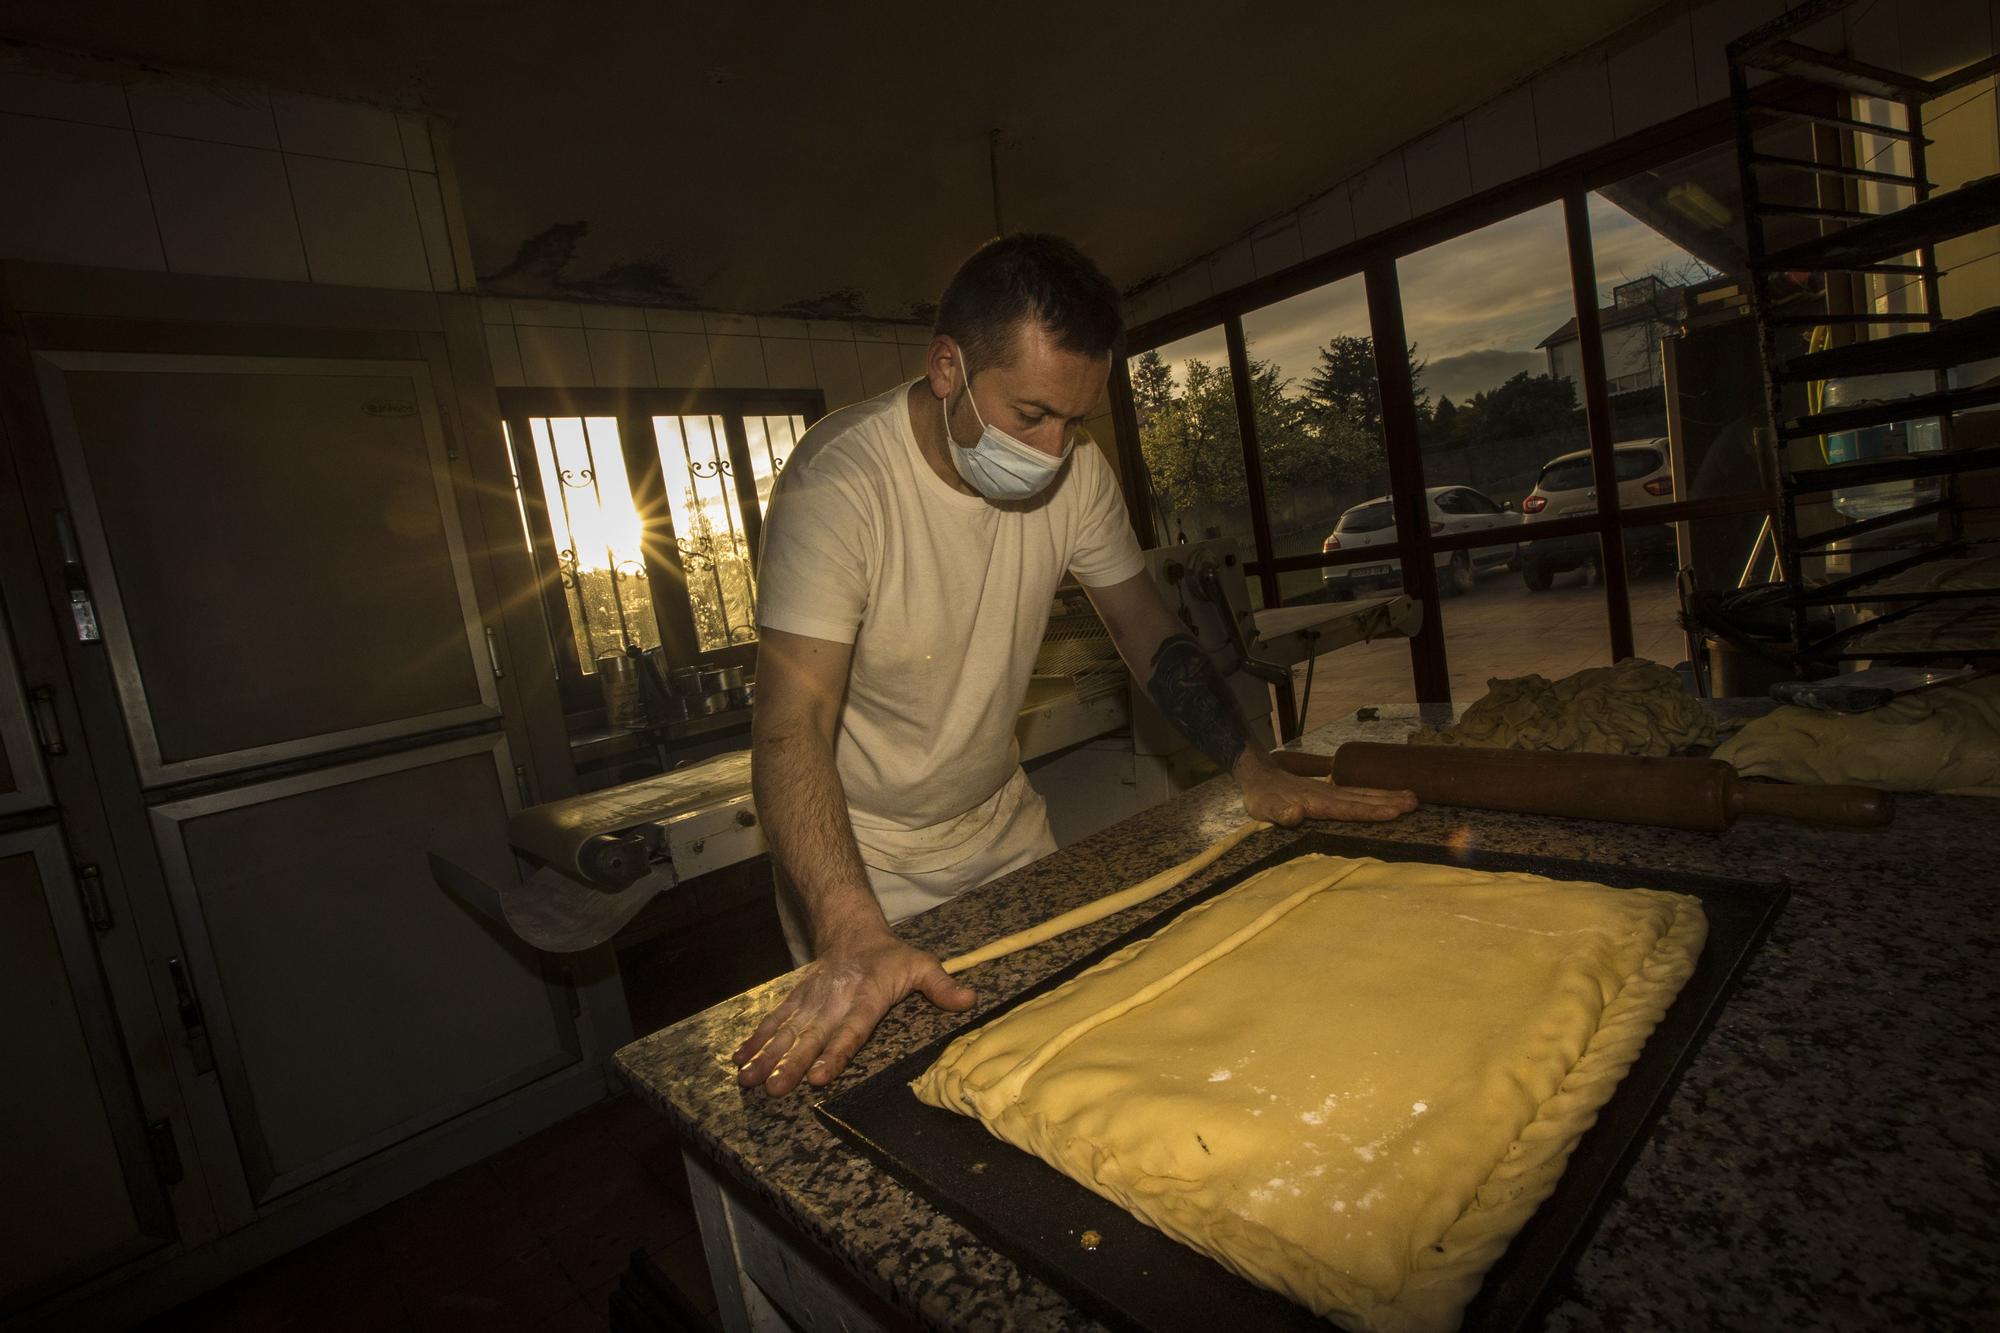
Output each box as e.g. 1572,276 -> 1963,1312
934,233 -> 1124,374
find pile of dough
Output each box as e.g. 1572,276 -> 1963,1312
913,854 -> 1706,1333
1717,674 -> 2000,797
1409,658 -> 1714,756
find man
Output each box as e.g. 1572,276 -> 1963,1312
735,234 -> 1415,1097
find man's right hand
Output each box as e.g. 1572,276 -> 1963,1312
732,925 -> 975,1097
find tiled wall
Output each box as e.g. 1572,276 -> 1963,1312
479,297 -> 1120,467
1125,0 -> 2000,327
0,62 -> 466,292
479,299 -> 934,410
478,297 -> 1124,481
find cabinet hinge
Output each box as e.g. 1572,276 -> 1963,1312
145,1118 -> 184,1185
76,863 -> 112,931
26,684 -> 65,755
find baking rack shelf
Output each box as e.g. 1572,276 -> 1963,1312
1776,307 -> 2000,381
1807,598 -> 2000,662
1730,0 -> 2000,667
1798,541 -> 2000,605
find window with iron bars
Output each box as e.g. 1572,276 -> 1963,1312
497,388 -> 823,713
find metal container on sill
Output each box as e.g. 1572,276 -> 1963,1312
698,665 -> 745,695
683,690 -> 729,718
596,653 -> 650,730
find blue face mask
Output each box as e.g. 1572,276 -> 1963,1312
944,351 -> 1073,501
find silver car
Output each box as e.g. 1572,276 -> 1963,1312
1321,485 -> 1521,599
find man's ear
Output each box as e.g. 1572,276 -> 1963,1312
924,336 -> 959,401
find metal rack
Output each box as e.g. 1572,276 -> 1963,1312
1729,0 -> 2000,664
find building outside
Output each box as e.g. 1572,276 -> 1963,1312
1537,275 -> 1688,396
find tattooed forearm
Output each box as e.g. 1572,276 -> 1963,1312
1146,634 -> 1251,773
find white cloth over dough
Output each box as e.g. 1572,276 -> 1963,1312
1716,674 -> 2000,798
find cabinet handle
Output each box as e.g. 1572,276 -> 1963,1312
165,957 -> 216,1074
484,626 -> 505,679
52,511 -> 103,643
26,684 -> 64,755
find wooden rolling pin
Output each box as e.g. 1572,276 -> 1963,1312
1271,742 -> 1893,831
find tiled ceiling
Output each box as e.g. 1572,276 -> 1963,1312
2,0 -> 1672,318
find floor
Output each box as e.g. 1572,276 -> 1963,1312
144,1094 -> 719,1333
1290,566 -> 1686,733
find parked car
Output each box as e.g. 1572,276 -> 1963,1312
1518,439 -> 1678,590
1322,485 -> 1521,599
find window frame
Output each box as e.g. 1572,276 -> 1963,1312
1113,89 -> 1825,704
498,385 -> 824,716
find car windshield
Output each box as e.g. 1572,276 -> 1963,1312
1337,501 -> 1396,533
1537,458 -> 1595,493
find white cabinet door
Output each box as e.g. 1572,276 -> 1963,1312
147,734 -> 581,1207
0,826 -> 174,1316
32,352 -> 500,786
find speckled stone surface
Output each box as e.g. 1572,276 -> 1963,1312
614,707 -> 1999,1331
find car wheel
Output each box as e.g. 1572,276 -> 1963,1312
1444,551 -> 1475,597
1523,563 -> 1552,592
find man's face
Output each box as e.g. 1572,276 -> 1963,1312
939,321 -> 1110,457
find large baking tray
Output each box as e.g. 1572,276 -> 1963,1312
815,831 -> 1787,1332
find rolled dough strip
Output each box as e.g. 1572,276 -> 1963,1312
941,819 -> 1269,974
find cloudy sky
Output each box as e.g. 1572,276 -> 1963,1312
1144,192 -> 1702,408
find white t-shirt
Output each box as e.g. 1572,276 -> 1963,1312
756,380 -> 1145,909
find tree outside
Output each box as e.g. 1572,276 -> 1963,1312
1132,336 -> 1585,585
673,499 -> 758,651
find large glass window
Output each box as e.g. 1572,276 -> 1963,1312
1400,202 -> 1588,516
1128,327 -> 1265,602
1119,115 -> 1863,708
1397,204 -> 1607,683
1240,275 -> 1392,606
1285,635 -> 1416,736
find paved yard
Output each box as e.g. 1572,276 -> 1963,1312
1279,565 -> 1686,735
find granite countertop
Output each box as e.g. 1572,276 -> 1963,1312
614,707 -> 1999,1331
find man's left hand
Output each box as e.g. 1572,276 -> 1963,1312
1236,758 -> 1417,826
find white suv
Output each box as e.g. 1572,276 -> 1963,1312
1518,439 -> 1676,589
1321,485 -> 1521,599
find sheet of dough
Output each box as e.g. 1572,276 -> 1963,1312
913,854 -> 1706,1333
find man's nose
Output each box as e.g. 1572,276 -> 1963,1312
1025,424 -> 1072,457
